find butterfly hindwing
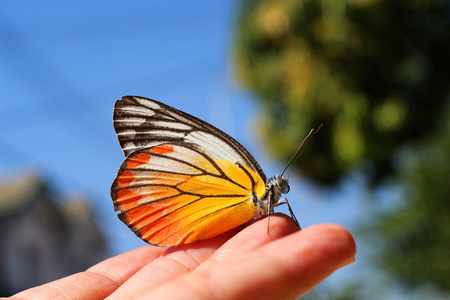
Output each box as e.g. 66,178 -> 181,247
111,143 -> 265,246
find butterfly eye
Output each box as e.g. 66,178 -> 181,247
282,185 -> 290,194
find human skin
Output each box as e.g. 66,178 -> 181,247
10,214 -> 356,300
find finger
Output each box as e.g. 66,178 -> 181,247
105,227 -> 239,300
11,246 -> 164,300
106,214 -> 298,299
143,224 -> 356,300
205,213 -> 299,264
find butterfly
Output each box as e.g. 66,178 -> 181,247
111,96 -> 321,247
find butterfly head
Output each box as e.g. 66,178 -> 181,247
273,174 -> 290,195
263,174 -> 300,228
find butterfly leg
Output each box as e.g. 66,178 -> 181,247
267,194 -> 272,236
280,198 -> 300,229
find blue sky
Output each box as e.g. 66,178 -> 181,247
1,0 -> 371,290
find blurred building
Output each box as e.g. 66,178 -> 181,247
0,172 -> 109,296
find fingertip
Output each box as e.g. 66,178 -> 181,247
249,223 -> 356,298
301,223 -> 357,266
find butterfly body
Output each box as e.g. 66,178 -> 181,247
111,96 -> 293,246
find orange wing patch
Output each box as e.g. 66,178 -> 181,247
150,144 -> 174,154
116,169 -> 134,187
127,152 -> 151,168
111,142 -> 265,246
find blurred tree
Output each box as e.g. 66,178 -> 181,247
234,0 -> 450,297
234,0 -> 450,185
371,104 -> 450,293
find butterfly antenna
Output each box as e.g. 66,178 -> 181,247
280,124 -> 323,177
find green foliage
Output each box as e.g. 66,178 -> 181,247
235,0 -> 450,295
373,106 -> 450,292
234,0 -> 450,185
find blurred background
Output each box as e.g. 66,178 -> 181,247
1,0 -> 449,298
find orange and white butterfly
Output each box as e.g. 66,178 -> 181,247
111,96 -> 319,247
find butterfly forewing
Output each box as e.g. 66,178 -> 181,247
113,96 -> 267,182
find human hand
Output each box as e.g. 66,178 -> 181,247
11,214 -> 356,300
